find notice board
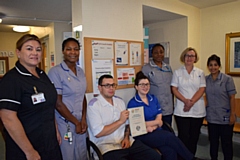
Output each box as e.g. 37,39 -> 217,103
84,37 -> 144,93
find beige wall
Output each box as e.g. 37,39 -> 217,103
0,32 -> 25,69
201,1 -> 240,97
72,0 -> 202,103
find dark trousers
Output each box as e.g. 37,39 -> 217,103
103,140 -> 161,160
162,114 -> 173,126
174,116 -> 204,155
208,123 -> 234,160
135,129 -> 193,160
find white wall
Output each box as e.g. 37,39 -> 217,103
146,17 -> 188,70
201,1 -> 240,98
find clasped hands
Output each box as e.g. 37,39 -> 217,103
183,99 -> 194,112
75,119 -> 87,134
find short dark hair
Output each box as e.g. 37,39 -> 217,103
151,43 -> 165,54
207,54 -> 221,67
134,71 -> 149,86
62,38 -> 80,51
98,74 -> 113,85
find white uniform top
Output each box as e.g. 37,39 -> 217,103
171,66 -> 206,117
87,94 -> 134,154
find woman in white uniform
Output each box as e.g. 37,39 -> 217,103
171,47 -> 206,156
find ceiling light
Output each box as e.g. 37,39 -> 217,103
0,19 -> 2,23
13,26 -> 30,32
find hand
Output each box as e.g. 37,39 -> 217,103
119,110 -> 129,124
80,119 -> 87,134
146,126 -> 157,133
75,122 -> 82,134
229,114 -> 236,125
121,138 -> 130,149
56,128 -> 62,145
26,149 -> 41,160
183,99 -> 194,112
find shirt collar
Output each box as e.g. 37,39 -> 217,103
182,65 -> 196,71
207,71 -> 222,81
60,61 -> 81,72
15,61 -> 43,77
149,59 -> 167,68
134,93 -> 153,103
98,94 -> 113,107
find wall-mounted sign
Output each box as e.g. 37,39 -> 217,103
0,51 -> 14,57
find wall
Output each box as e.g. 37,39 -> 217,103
0,32 -> 25,69
146,17 -> 188,70
201,1 -> 240,97
72,0 -> 202,103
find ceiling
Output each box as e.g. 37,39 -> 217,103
0,0 -> 238,32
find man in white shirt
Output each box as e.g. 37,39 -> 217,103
87,74 -> 161,160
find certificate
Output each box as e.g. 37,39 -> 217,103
128,106 -> 147,137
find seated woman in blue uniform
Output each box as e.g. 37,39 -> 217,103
127,71 -> 194,160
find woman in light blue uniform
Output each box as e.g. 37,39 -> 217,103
205,54 -> 236,160
142,44 -> 173,125
48,38 -> 87,160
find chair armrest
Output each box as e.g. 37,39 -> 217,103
162,121 -> 175,134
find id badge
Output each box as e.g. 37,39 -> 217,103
31,93 -> 46,105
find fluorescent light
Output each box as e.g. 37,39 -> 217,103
0,19 -> 2,23
13,26 -> 30,32
73,25 -> 82,32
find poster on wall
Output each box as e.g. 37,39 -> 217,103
130,43 -> 141,66
92,40 -> 114,59
149,42 -> 170,64
92,60 -> 114,94
115,41 -> 128,65
117,68 -> 135,85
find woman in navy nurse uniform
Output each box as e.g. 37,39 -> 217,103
48,38 -> 87,160
205,54 -> 236,160
0,34 -> 62,160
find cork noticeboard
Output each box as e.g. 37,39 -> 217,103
84,37 -> 144,93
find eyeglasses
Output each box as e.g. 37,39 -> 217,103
138,83 -> 150,87
100,83 -> 117,89
185,54 -> 196,58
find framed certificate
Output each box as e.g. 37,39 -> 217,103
128,106 -> 147,137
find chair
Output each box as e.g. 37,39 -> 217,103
86,121 -> 174,160
233,98 -> 240,133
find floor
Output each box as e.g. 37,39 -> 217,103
0,127 -> 240,160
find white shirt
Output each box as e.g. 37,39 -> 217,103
87,94 -> 134,154
171,66 -> 206,117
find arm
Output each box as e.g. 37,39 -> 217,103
95,110 -> 129,138
146,114 -> 163,132
55,95 -> 82,134
121,125 -> 131,149
0,109 -> 40,160
229,94 -> 236,125
190,87 -> 205,104
80,95 -> 87,134
171,86 -> 188,104
55,118 -> 61,145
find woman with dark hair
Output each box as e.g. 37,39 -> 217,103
127,71 -> 194,160
0,34 -> 62,160
48,38 -> 87,160
142,44 -> 173,125
205,54 -> 236,160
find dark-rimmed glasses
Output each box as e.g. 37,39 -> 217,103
100,83 -> 117,89
138,83 -> 150,87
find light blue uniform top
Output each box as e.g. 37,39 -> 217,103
205,72 -> 236,124
142,60 -> 173,116
48,61 -> 87,160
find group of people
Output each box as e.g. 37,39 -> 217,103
0,34 -> 236,160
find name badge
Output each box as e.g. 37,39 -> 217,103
31,93 -> 46,105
